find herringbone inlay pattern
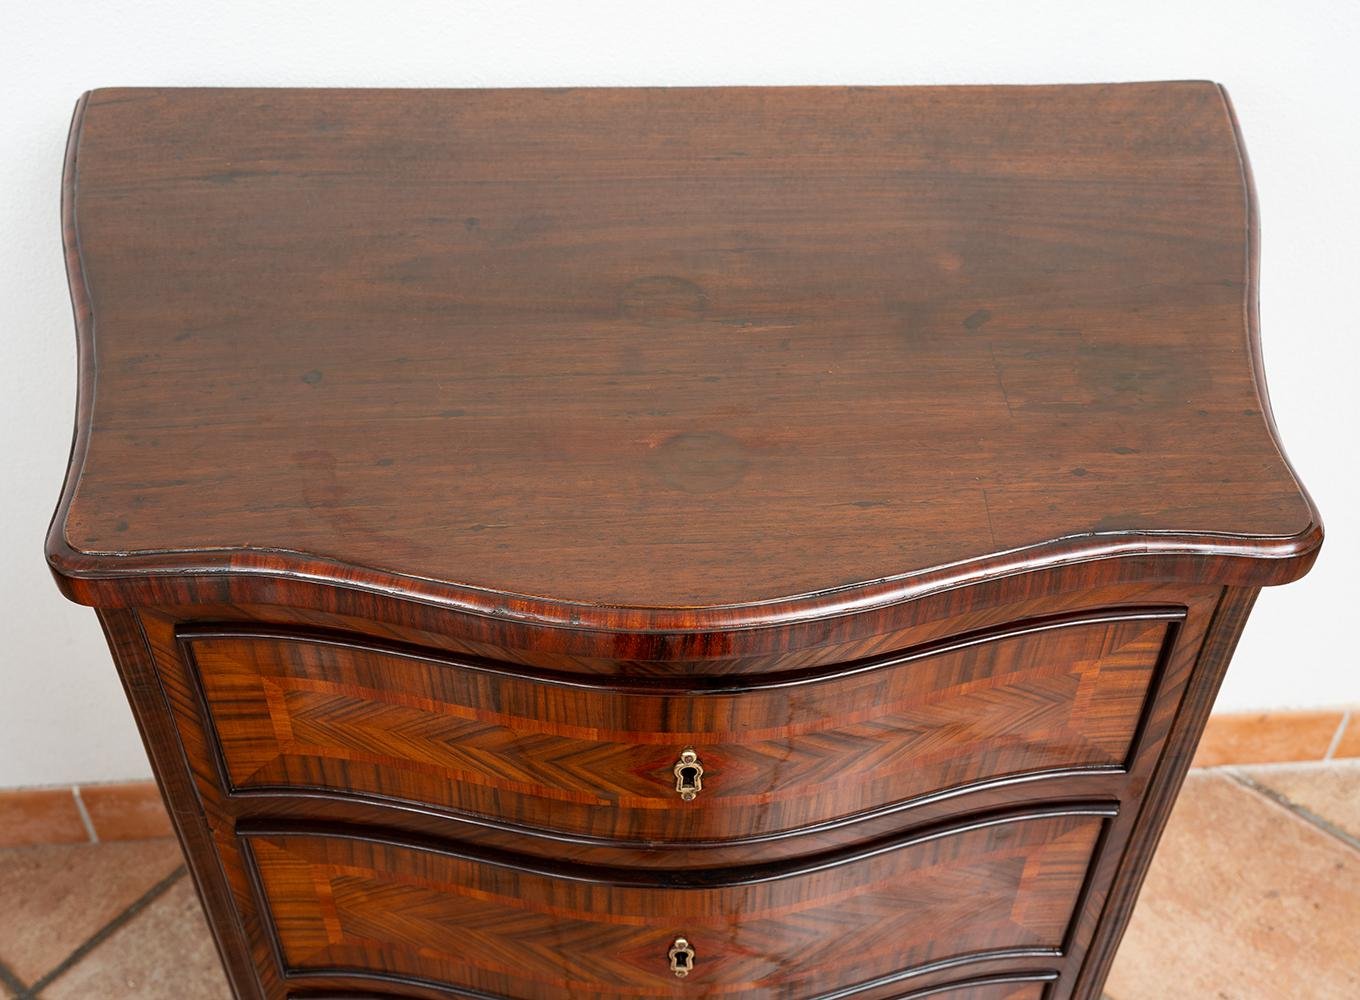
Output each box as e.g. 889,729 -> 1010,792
942,986 -> 1048,1000
247,810 -> 1104,998
938,986 -> 1047,1000
188,614 -> 1166,842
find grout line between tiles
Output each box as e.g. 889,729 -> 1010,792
1229,770 -> 1360,854
1196,757 -> 1360,774
68,787 -> 97,844
0,957 -> 28,997
1324,710 -> 1351,762
16,865 -> 187,999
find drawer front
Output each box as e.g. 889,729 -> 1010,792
912,984 -> 1048,1000
245,807 -> 1103,999
280,974 -> 1053,1000
185,610 -> 1171,843
895,981 -> 1050,1000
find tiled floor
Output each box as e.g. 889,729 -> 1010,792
0,764 -> 1356,999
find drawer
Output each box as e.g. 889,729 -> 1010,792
244,805 -> 1105,999
281,972 -> 1055,1000
184,609 -> 1173,843
895,980 -> 1052,1000
893,978 -> 1052,1000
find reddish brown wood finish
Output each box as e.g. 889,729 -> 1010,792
285,973 -> 1054,1000
184,611 -> 1171,843
920,985 -> 1048,1000
906,983 -> 1049,1000
48,84 -> 1321,1000
127,579 -> 1219,1000
245,807 -> 1104,999
51,83 -> 1319,631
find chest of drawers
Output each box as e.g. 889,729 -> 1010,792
48,83 -> 1321,1000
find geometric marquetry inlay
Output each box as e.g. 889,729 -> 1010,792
188,610 -> 1172,844
246,807 -> 1107,999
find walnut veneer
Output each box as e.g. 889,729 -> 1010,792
49,83 -> 1321,1000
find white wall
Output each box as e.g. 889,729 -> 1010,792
3,1 -> 1357,787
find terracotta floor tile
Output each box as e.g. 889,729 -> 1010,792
1332,714 -> 1360,759
1244,760 -> 1360,843
1105,771 -> 1360,999
79,782 -> 173,841
0,788 -> 88,849
39,877 -> 229,999
0,839 -> 183,984
1191,710 -> 1344,768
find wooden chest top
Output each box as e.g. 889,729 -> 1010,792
50,83 -> 1319,624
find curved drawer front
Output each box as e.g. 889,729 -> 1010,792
914,984 -> 1049,1000
892,979 -> 1052,1000
281,974 -> 1054,1000
245,808 -> 1103,999
185,610 -> 1172,842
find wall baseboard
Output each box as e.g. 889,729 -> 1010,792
1,709 -> 1355,849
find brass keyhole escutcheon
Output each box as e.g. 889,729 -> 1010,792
673,749 -> 703,801
668,936 -> 695,977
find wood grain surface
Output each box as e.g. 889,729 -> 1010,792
50,83 -> 1320,628
279,975 -> 1054,1000
48,84 -> 1324,1000
184,610 -> 1172,842
245,807 -> 1107,999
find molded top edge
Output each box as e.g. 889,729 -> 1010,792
49,83 -> 1321,629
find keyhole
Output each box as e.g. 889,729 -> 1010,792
668,936 -> 696,978
673,749 -> 703,801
